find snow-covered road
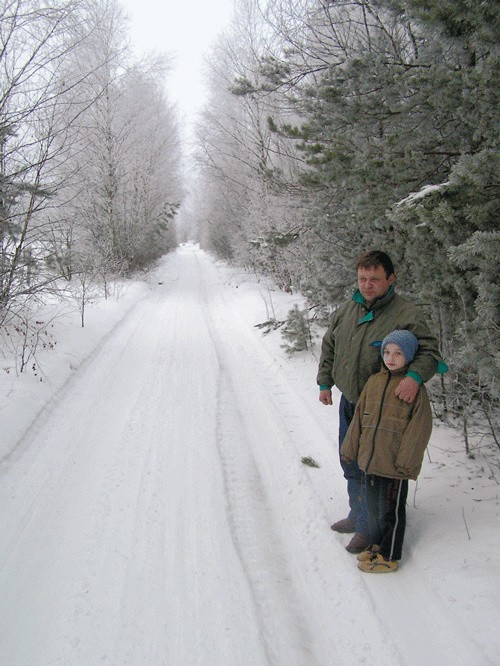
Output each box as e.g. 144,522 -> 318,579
0,245 -> 496,665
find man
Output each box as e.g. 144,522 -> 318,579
317,250 -> 445,554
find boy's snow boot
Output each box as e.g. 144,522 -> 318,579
357,545 -> 381,562
330,518 -> 356,533
358,553 -> 399,573
345,532 -> 370,553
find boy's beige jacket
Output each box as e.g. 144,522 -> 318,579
340,367 -> 433,480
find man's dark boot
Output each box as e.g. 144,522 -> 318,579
346,533 -> 370,554
330,518 -> 356,533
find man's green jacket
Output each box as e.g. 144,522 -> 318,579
316,287 -> 445,404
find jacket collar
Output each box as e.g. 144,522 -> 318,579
352,285 -> 395,311
353,285 -> 395,324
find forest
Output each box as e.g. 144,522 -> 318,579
0,0 -> 183,329
0,0 -> 498,452
190,0 -> 499,452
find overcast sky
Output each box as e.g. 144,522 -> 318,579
120,0 -> 235,131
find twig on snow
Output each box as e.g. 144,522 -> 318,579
462,507 -> 471,540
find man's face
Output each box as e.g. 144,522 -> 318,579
357,265 -> 395,305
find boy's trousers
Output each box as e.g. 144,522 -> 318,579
365,474 -> 408,561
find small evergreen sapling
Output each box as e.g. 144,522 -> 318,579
281,305 -> 312,355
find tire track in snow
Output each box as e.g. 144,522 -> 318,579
203,304 -> 318,664
64,295 -> 182,664
0,298 -> 152,583
0,292 -> 190,664
0,285 -> 152,468
220,368 -> 323,663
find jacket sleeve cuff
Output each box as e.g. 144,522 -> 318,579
437,360 -> 449,373
405,370 -> 423,385
319,384 -> 332,391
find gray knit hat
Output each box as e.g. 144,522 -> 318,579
381,329 -> 419,363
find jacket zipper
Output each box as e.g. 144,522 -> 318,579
366,372 -> 391,480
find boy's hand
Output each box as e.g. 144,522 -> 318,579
319,388 -> 333,405
395,376 -> 419,403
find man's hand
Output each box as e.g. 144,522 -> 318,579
319,388 -> 333,405
395,376 -> 419,404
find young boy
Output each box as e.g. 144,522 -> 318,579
340,330 -> 434,573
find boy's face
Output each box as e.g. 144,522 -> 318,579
357,265 -> 395,306
383,343 -> 407,371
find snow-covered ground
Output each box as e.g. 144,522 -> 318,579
0,243 -> 498,665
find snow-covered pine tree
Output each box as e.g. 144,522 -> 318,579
281,305 -> 312,355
